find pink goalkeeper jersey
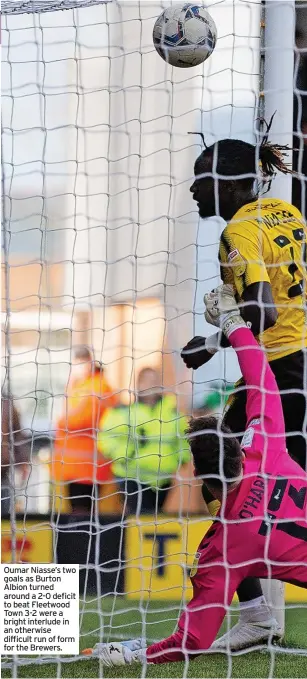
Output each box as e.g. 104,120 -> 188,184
147,327 -> 307,664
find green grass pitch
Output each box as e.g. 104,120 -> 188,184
2,599 -> 307,678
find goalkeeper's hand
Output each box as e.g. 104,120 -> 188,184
204,284 -> 246,339
82,640 -> 147,667
181,334 -> 221,370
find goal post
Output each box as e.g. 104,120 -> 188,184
261,0 -> 295,201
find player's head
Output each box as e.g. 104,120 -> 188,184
190,135 -> 292,221
187,416 -> 243,495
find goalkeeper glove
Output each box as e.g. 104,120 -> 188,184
181,333 -> 225,370
122,639 -> 146,652
82,640 -> 147,667
204,284 -> 246,339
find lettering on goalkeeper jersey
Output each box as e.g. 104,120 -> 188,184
239,476 -> 265,519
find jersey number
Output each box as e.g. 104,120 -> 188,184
274,228 -> 305,299
258,481 -> 307,542
287,246 -> 304,298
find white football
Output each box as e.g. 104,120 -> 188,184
153,3 -> 217,68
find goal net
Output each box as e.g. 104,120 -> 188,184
2,0 -> 307,676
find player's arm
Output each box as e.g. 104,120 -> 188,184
205,286 -> 286,444
219,226 -> 278,335
145,562 -> 241,663
181,226 -> 277,371
241,282 -> 277,336
82,558 -> 242,666
181,332 -> 228,370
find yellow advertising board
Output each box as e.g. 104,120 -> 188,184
125,517 -> 211,600
125,516 -> 307,603
1,519 -> 53,564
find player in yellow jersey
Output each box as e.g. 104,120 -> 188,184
181,133 -> 307,651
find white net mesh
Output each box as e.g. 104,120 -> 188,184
1,0 -> 108,14
2,0 -> 307,676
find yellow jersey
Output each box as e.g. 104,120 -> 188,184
219,197 -> 307,361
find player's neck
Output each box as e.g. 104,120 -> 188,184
207,477 -> 242,502
225,192 -> 256,221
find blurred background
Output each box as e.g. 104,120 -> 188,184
1,0 -> 307,522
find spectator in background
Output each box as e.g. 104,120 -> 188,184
98,367 -> 190,514
52,346 -> 117,514
1,395 -> 30,515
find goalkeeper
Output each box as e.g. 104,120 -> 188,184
182,128 -> 307,649
82,285 -> 307,668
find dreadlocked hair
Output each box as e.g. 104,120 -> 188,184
258,113 -> 293,178
197,138 -> 292,180
191,114 -> 293,182
259,141 -> 292,177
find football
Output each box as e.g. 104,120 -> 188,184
153,3 -> 217,68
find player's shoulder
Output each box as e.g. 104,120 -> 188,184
235,198 -> 303,224
229,198 -> 302,223
259,198 -> 304,223
223,198 -> 305,242
223,200 -> 262,238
